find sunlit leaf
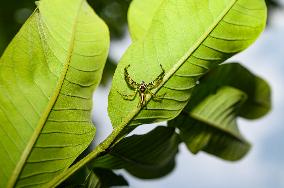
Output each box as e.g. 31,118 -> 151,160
108,0 -> 267,129
128,0 -> 163,41
0,0 -> 109,187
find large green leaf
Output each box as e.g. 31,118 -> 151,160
128,0 -> 163,41
108,0 -> 267,129
169,63 -> 271,160
0,0 -> 109,187
91,126 -> 180,179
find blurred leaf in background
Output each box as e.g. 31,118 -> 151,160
89,0 -> 132,39
0,0 -> 35,54
266,0 -> 281,9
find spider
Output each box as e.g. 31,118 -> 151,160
118,64 -> 166,107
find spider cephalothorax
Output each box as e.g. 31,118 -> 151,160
118,64 -> 166,107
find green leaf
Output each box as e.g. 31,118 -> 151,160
0,0 -> 109,187
108,0 -> 267,129
187,63 -> 271,119
91,126 -> 180,179
92,168 -> 128,187
58,166 -> 100,188
128,0 -> 163,41
59,166 -> 128,188
169,63 -> 271,161
170,86 -> 250,161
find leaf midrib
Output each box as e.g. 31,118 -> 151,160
7,1 -> 84,186
118,0 -> 238,128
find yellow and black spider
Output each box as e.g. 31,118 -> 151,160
118,64 -> 166,107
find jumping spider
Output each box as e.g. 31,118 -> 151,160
118,64 -> 166,107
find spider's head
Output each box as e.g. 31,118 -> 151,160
140,81 -> 146,93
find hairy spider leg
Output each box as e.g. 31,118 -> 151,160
124,64 -> 140,89
117,89 -> 139,101
147,89 -> 166,102
147,64 -> 165,90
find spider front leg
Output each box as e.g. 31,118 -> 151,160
117,89 -> 138,101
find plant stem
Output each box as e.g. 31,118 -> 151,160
47,125 -> 125,188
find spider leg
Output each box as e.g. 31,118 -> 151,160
146,64 -> 165,90
124,65 -> 140,89
117,89 -> 138,101
147,90 -> 166,102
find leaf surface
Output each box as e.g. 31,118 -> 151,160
170,86 -> 250,160
59,166 -> 128,188
108,0 -> 267,128
91,126 -> 180,179
128,0 -> 163,40
0,0 -> 109,187
189,63 -> 271,119
169,63 -> 271,160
